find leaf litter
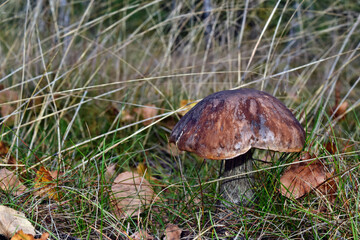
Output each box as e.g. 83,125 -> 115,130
110,171 -> 155,219
280,152 -> 338,202
0,205 -> 35,238
34,166 -> 61,201
0,168 -> 26,196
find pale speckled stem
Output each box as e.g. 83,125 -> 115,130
220,150 -> 254,206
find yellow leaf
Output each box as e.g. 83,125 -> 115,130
136,162 -> 151,181
179,100 -> 197,116
34,166 -> 60,201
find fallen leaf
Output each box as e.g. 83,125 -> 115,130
134,105 -> 158,126
131,229 -> 153,240
0,87 -> 18,126
120,109 -> 135,122
178,100 -> 197,116
11,230 -> 49,240
0,206 -> 35,238
164,224 -> 182,240
280,153 -> 329,199
0,141 -> 17,166
34,166 -> 60,201
107,104 -> 135,122
0,168 -> 26,196
324,141 -> 337,155
316,172 -> 338,204
136,162 -> 153,182
111,171 -> 155,219
105,163 -> 117,183
330,101 -> 348,120
0,141 -> 9,156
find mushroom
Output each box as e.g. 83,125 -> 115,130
169,88 -> 305,206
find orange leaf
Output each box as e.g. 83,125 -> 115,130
34,166 -> 60,201
11,230 -> 49,240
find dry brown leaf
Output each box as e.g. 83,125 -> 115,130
105,163 -> 117,183
178,100 -> 197,116
324,141 -> 337,155
280,153 -> 329,199
0,87 -> 18,126
0,141 -> 17,166
120,109 -> 135,122
0,206 -> 35,238
164,224 -> 182,240
111,171 -> 155,219
0,168 -> 26,196
0,141 -> 10,156
11,230 -> 49,240
34,166 -> 60,201
134,105 -> 158,126
316,172 -> 339,204
330,101 -> 348,120
131,229 -> 154,240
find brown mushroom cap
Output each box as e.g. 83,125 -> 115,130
169,89 -> 305,160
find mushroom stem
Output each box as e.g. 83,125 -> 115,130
220,150 -> 254,206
